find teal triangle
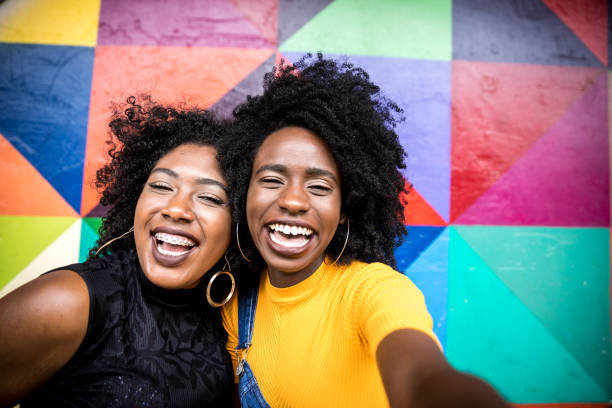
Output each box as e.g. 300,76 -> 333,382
454,226 -> 612,396
79,217 -> 102,262
280,0 -> 451,60
447,227 -> 609,402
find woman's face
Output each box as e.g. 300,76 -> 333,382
246,127 -> 343,288
133,143 -> 232,289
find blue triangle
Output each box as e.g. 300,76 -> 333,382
395,226 -> 445,270
283,52 -> 451,221
400,227 -> 448,347
0,43 -> 94,213
453,0 -> 603,67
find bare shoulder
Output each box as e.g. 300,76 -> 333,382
0,269 -> 90,405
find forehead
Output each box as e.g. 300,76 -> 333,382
254,127 -> 339,173
154,143 -> 223,177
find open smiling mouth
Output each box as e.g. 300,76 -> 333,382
267,223 -> 314,248
154,232 -> 196,256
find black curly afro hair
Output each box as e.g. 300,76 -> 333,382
220,53 -> 408,276
89,96 -> 233,263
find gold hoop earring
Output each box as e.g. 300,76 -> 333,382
206,253 -> 236,308
326,218 -> 350,266
95,226 -> 135,256
236,223 -> 253,262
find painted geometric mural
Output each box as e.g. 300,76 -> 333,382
0,0 -> 609,405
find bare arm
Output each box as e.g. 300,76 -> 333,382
0,269 -> 89,406
376,329 -> 510,408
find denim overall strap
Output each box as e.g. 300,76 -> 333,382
236,283 -> 271,408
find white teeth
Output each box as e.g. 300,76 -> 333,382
157,245 -> 190,257
270,232 -> 309,248
154,232 -> 195,247
268,224 -> 313,236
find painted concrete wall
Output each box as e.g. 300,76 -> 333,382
0,0 -> 609,404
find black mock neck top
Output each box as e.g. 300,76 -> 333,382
21,248 -> 233,407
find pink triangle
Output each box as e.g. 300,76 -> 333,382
456,72 -> 609,226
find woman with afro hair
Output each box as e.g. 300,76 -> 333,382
220,54 -> 509,408
0,98 -> 237,407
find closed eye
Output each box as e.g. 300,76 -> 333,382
149,182 -> 172,192
198,194 -> 225,206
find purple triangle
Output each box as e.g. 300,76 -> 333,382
457,72 -> 609,226
283,52 -> 451,221
98,0 -> 273,48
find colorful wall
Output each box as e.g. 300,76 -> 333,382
0,0 -> 609,405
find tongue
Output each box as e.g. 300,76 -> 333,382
271,231 -> 309,248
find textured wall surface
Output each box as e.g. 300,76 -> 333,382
0,0 -> 609,404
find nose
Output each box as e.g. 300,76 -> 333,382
277,183 -> 310,214
161,192 -> 194,222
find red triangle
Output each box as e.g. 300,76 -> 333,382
451,61 -> 603,222
81,46 -> 274,216
0,134 -> 76,216
229,0 -> 278,46
401,183 -> 446,226
543,0 -> 608,65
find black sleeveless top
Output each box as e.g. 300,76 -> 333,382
21,248 -> 233,407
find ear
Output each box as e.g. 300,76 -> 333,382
339,214 -> 347,225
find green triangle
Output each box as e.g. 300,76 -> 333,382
454,226 -> 611,396
0,216 -> 76,288
446,227 -> 609,402
79,217 -> 102,262
279,0 -> 451,60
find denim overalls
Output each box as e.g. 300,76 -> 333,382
235,284 -> 271,408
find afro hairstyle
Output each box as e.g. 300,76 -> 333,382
89,96 -> 234,265
220,53 -> 409,275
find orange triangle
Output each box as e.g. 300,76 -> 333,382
0,134 -> 77,216
401,184 -> 446,226
81,46 -> 275,216
543,0 -> 608,65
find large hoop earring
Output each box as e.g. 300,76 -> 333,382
95,226 -> 134,256
206,253 -> 236,308
236,223 -> 253,262
326,218 -> 350,266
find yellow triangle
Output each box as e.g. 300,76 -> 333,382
0,0 -> 101,46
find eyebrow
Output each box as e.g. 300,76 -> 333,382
254,164 -> 339,184
151,167 -> 228,192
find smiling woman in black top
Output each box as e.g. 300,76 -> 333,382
0,98 -> 235,407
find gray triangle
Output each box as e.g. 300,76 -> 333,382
278,0 -> 334,45
453,0 -> 603,67
210,54 -> 276,119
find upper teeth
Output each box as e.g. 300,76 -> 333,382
268,224 -> 313,236
155,232 -> 195,246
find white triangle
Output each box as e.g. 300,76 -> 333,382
0,219 -> 81,297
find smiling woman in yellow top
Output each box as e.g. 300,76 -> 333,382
220,54 -> 510,408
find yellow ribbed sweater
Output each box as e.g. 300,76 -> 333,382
222,260 -> 437,408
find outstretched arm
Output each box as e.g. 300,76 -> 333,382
376,328 -> 510,408
0,270 -> 89,406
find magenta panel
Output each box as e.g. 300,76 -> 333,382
456,72 -> 609,226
